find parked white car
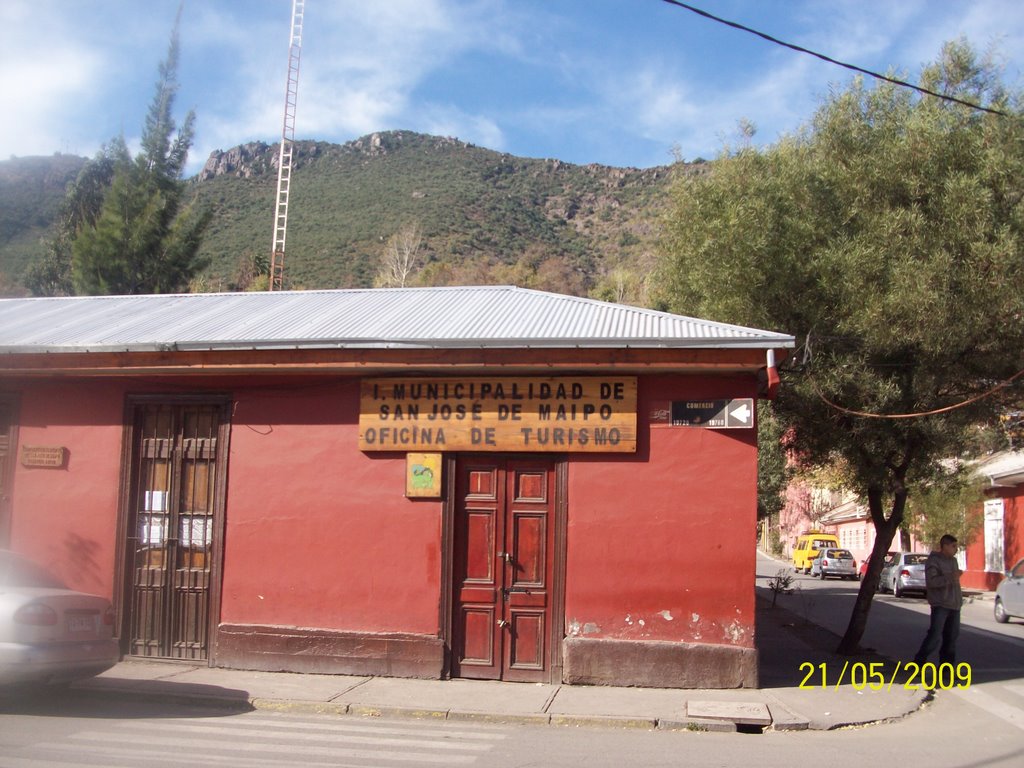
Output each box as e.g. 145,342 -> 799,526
0,549 -> 119,686
878,552 -> 928,598
994,558 -> 1024,623
809,548 -> 858,580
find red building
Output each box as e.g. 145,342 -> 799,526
0,287 -> 792,688
963,451 -> 1024,591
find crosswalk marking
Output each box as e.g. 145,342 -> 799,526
3,710 -> 509,768
115,712 -> 508,741
97,721 -> 495,753
949,685 -> 1024,732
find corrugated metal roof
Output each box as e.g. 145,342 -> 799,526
0,286 -> 794,354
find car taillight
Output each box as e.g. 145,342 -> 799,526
901,569 -> 911,577
822,559 -> 829,566
103,606 -> 115,626
14,603 -> 58,626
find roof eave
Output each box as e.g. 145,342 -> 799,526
0,336 -> 795,355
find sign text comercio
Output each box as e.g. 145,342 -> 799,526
359,377 -> 637,452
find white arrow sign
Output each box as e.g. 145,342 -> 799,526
729,403 -> 752,424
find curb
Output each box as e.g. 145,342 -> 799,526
70,680 -> 926,732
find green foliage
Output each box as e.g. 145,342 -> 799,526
2,132 -> 684,296
70,21 -> 211,295
189,133 -> 680,293
25,141 -> 125,296
757,402 -> 789,521
0,155 -> 86,292
657,40 -> 1024,651
904,472 -> 986,551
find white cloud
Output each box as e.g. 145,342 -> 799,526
0,3 -> 106,156
421,107 -> 505,150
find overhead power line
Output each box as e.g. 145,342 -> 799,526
811,367 -> 1024,420
660,0 -> 1010,117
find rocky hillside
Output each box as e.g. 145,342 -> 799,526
1,131 -> 697,296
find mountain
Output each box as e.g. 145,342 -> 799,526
0,154 -> 87,285
1,131 -> 697,296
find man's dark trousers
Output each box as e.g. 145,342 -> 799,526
913,606 -> 960,665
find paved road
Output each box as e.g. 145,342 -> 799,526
0,690 -> 510,767
2,685 -> 1023,768
758,551 -> 1024,734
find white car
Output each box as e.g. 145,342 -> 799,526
878,552 -> 928,598
994,558 -> 1024,623
0,549 -> 119,686
809,548 -> 858,580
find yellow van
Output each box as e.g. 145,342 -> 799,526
792,532 -> 840,573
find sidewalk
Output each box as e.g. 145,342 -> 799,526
73,591 -> 933,733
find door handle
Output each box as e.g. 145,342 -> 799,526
497,619 -> 509,628
497,551 -> 513,564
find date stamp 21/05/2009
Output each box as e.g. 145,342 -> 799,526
799,661 -> 971,691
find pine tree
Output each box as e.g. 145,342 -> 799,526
71,16 -> 210,295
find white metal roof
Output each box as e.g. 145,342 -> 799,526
976,450 -> 1024,487
0,286 -> 794,354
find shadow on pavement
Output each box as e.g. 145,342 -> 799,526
0,681 -> 253,719
756,593 -> 895,690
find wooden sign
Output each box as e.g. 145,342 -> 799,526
20,445 -> 67,468
360,377 -> 637,453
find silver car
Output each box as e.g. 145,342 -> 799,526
994,558 -> 1024,623
810,548 -> 858,580
0,549 -> 120,686
879,552 -> 928,597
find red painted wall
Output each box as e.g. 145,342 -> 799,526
6,380 -> 125,598
5,371 -> 760,653
962,486 -> 1024,591
221,378 -> 442,634
564,375 -> 758,649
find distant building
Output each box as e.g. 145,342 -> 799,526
965,451 -> 1024,590
0,286 -> 792,689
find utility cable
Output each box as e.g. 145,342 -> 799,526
811,366 -> 1024,419
659,0 -> 1010,118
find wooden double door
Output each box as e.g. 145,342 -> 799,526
122,400 -> 228,661
452,456 -> 560,682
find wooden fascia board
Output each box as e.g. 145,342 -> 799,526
0,346 -> 783,377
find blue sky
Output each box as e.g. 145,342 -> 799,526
2,1 -> 1022,177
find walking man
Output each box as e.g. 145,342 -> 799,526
913,534 -> 963,666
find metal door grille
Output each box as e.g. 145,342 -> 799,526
126,404 -> 221,660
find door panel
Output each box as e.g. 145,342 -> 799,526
125,403 -> 224,661
453,461 -> 503,679
453,456 -> 556,682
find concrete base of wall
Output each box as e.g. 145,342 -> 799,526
562,637 -> 758,689
215,624 -> 444,679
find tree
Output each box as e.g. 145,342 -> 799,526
657,41 -> 1024,653
757,401 -> 789,523
374,223 -> 423,288
25,141 -> 125,296
904,474 -> 985,552
71,15 -> 210,295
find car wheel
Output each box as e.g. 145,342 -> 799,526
820,570 -> 827,580
894,579 -> 904,598
994,598 -> 1010,624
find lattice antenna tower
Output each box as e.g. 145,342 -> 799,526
269,0 -> 305,291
